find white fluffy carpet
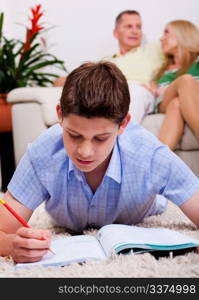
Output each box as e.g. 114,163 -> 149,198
1,201 -> 199,278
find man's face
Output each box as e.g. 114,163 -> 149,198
114,13 -> 142,54
57,109 -> 130,173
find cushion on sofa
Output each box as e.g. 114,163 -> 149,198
7,87 -> 62,126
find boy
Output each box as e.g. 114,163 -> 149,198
0,61 -> 199,263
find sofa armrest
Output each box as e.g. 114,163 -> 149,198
7,87 -> 62,104
12,102 -> 47,165
7,87 -> 62,126
7,87 -> 63,164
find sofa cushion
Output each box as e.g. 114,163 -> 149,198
141,113 -> 199,150
7,87 -> 199,151
7,87 -> 61,126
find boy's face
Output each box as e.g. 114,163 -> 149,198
57,106 -> 130,173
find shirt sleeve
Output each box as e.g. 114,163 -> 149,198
150,146 -> 199,206
7,148 -> 49,210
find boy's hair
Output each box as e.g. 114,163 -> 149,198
115,10 -> 140,27
60,61 -> 130,124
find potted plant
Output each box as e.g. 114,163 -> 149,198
0,4 -> 67,191
0,3 -> 67,131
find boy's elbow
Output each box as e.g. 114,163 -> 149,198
180,189 -> 199,227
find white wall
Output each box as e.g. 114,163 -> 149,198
1,0 -> 199,73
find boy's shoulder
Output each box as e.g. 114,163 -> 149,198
118,121 -> 164,158
27,124 -> 66,167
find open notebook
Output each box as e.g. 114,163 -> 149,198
16,224 -> 199,268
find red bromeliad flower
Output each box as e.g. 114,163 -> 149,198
30,4 -> 44,33
0,5 -> 67,93
23,4 -> 44,52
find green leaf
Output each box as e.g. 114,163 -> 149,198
0,12 -> 4,44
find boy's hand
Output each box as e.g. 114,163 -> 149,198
10,227 -> 52,263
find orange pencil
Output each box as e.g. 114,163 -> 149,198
0,198 -> 55,254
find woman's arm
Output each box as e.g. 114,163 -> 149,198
142,81 -> 167,98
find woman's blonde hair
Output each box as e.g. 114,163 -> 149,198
154,20 -> 199,81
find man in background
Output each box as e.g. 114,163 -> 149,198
54,10 -> 164,123
110,10 -> 163,84
108,10 -> 164,123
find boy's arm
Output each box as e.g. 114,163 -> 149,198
0,191 -> 32,233
0,191 -> 51,262
180,189 -> 199,227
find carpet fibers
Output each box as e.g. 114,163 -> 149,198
1,201 -> 199,278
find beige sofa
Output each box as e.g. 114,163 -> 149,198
7,87 -> 199,177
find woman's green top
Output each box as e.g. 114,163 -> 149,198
154,59 -> 199,111
157,60 -> 199,87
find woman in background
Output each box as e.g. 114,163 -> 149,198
147,20 -> 199,150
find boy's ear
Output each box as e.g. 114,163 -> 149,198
56,104 -> 63,125
118,113 -> 131,135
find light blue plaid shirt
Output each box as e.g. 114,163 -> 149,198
8,122 -> 199,232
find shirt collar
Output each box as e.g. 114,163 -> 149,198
68,158 -> 75,179
113,47 -> 139,58
67,140 -> 121,184
105,140 -> 121,184
68,159 -> 85,182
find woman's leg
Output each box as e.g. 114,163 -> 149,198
158,74 -> 199,148
175,75 -> 199,140
159,77 -> 183,113
158,97 -> 185,150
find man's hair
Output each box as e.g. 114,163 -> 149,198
60,61 -> 130,124
115,10 -> 140,27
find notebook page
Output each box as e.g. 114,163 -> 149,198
16,235 -> 106,268
96,224 -> 199,257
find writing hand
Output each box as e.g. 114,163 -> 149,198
10,227 -> 52,263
